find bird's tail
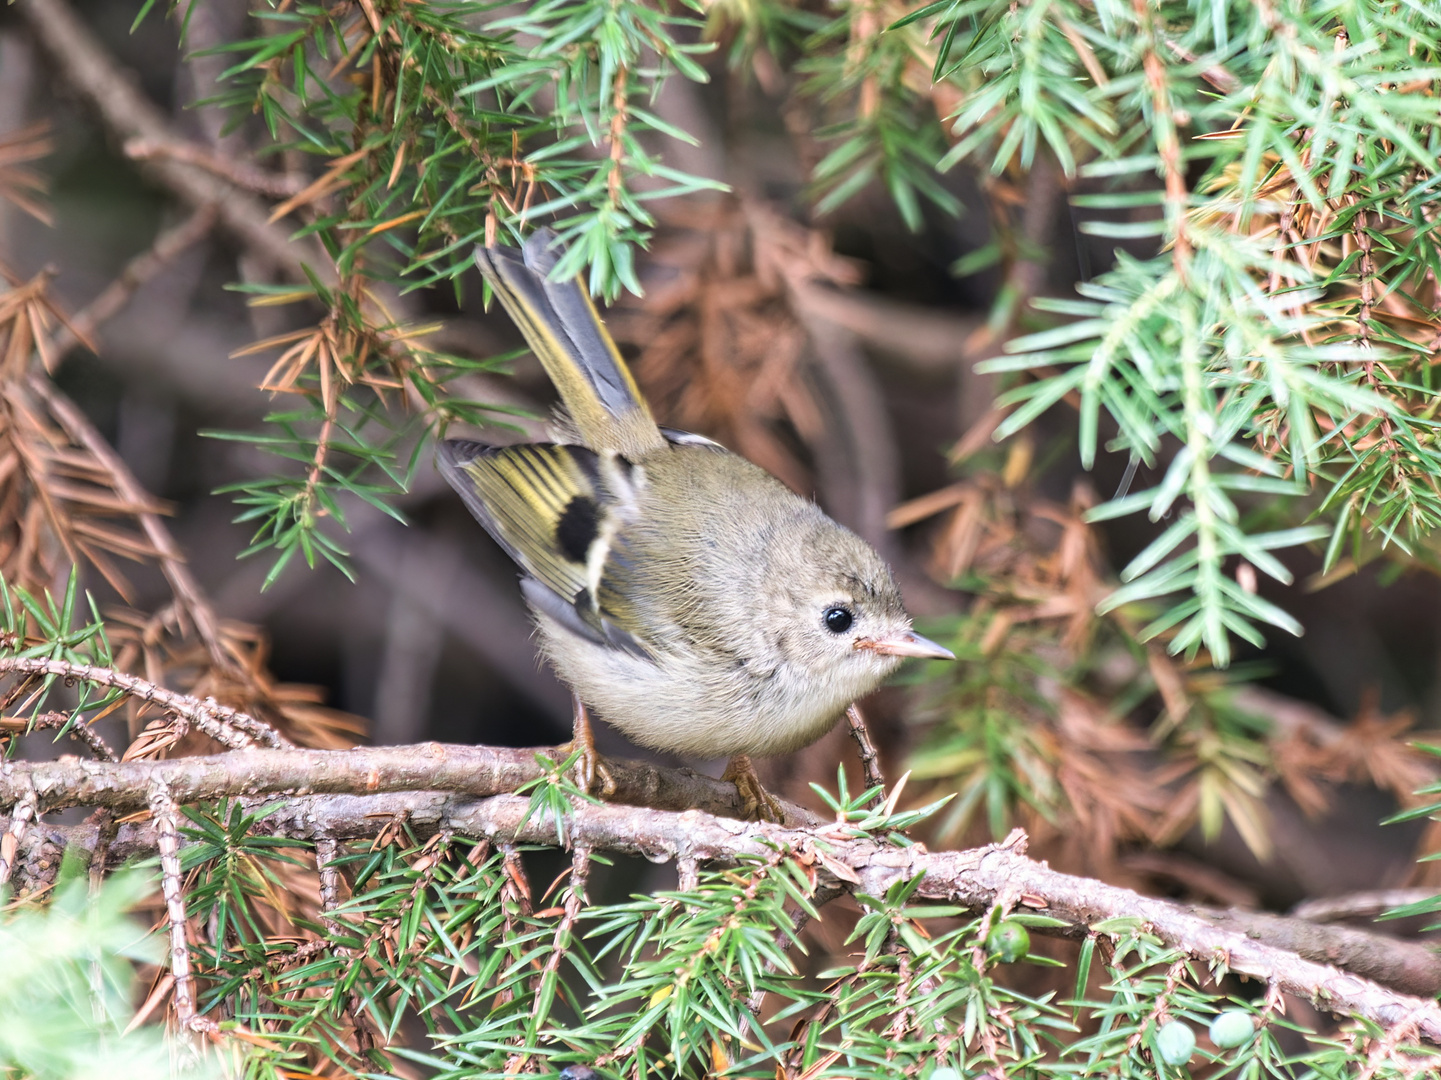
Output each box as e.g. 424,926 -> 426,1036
474,230 -> 663,456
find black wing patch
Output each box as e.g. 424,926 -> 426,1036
555,495 -> 599,563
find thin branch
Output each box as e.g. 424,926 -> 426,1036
0,656 -> 290,750
123,138 -> 306,200
352,523 -> 571,724
1185,906 -> 1441,1000
1238,685 -> 1438,777
789,283 -> 986,374
606,66 -> 629,204
515,843 -> 591,1072
48,205 -> 219,360
316,837 -> 344,918
0,784 -> 35,886
2,709 -> 118,761
0,740 -> 821,825
8,781 -> 1441,1033
455,797 -> 1441,1041
1133,0 -> 1192,273
148,778 -> 195,1031
1293,890 -> 1439,924
300,385 -> 338,517
844,703 -> 886,800
0,197 -> 234,681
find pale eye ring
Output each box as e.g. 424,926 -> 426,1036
823,606 -> 854,634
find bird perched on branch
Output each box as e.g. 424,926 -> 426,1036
438,229 -> 953,820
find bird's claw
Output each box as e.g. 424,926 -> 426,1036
567,696 -> 615,797
722,754 -> 785,824
566,740 -> 615,797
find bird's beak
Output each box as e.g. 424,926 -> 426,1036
855,630 -> 956,661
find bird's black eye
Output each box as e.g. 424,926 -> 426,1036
823,606 -> 854,634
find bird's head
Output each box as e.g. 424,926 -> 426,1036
755,520 -> 954,693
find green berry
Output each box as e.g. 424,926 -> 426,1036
1209,1009 -> 1255,1048
985,920 -> 1030,963
1156,1020 -> 1196,1066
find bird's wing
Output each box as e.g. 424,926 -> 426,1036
437,438 -> 653,658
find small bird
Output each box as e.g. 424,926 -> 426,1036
438,230 -> 953,818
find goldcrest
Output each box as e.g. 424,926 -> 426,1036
438,231 -> 952,796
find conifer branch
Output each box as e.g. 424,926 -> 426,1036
4,777 -> 1441,1031
0,741 -> 819,824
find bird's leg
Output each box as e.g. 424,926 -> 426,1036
721,753 -> 784,824
567,695 -> 615,796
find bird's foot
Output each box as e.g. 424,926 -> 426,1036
567,696 -> 615,797
721,754 -> 784,824
564,740 -> 615,797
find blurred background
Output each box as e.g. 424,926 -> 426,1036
0,0 -> 1437,947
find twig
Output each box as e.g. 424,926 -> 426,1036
47,205 -> 219,360
1293,890 -> 1439,925
123,138 -> 306,200
4,742 -> 1438,997
353,523 -> 571,724
763,213 -> 901,557
515,843 -> 592,1071
1238,685 -> 1437,774
746,879 -> 849,1016
548,844 -> 590,968
244,938 -> 331,984
804,309 -> 903,554
494,840 -> 533,1023
1126,957 -> 1191,1056
606,66 -> 629,203
844,703 -> 886,800
314,835 -> 356,954
1163,37 -> 1240,94
1120,850 -> 1259,909
316,837 -> 344,919
883,939 -> 915,1064
300,391 -> 337,521
3,197 -> 237,685
1133,0 -> 1192,273
314,830 -> 385,1053
0,656 -> 290,750
148,778 -> 195,1030
459,797 -> 1441,1042
371,539 -> 451,744
3,709 -> 118,761
786,284 -> 985,374
1182,906 -> 1441,999
677,855 -> 699,891
0,785 -> 36,887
